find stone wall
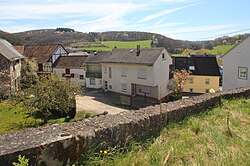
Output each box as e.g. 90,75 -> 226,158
0,87 -> 250,166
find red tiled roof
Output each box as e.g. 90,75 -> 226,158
24,45 -> 60,63
13,46 -> 25,54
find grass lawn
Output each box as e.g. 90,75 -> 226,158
77,97 -> 250,165
0,100 -> 89,134
71,40 -> 152,51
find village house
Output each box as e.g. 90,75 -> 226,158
221,36 -> 250,90
53,55 -> 88,87
172,55 -> 221,95
14,44 -> 68,74
0,39 -> 24,94
84,46 -> 172,104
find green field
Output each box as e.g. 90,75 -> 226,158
209,45 -> 235,55
71,40 -> 152,51
77,97 -> 250,165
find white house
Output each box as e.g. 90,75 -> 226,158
101,46 -> 172,103
221,36 -> 250,90
0,39 -> 24,94
53,55 -> 87,87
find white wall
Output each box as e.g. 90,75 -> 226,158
52,46 -> 68,64
54,68 -> 85,86
153,49 -> 172,99
222,37 -> 250,90
86,78 -> 102,89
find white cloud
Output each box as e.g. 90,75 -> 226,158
138,3 -> 199,23
0,1 -> 150,20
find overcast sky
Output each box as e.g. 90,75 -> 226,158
0,0 -> 249,41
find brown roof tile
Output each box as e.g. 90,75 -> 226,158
53,55 -> 87,68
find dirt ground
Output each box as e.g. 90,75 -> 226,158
76,90 -> 128,115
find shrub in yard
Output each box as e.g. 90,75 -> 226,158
19,74 -> 82,121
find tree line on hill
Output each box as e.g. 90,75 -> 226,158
0,28 -> 248,54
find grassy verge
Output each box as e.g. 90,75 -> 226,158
76,97 -> 250,165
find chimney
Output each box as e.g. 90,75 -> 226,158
136,45 -> 140,56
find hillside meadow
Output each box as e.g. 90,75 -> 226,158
77,97 -> 250,166
70,40 -> 152,51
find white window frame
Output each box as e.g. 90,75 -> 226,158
90,78 -> 95,85
137,69 -> 146,80
121,83 -> 127,92
238,67 -> 248,80
121,68 -> 127,77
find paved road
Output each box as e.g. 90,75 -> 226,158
76,91 -> 128,115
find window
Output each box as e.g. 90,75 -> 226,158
190,88 -> 193,93
109,85 -> 112,89
38,63 -> 43,72
137,69 -> 146,79
109,67 -> 112,78
104,66 -> 107,73
121,83 -> 127,92
139,89 -> 142,93
189,66 -> 195,70
65,68 -> 70,74
189,78 -> 194,84
162,53 -> 166,60
238,67 -> 248,80
205,78 -> 210,85
90,78 -> 95,85
71,73 -> 75,78
80,75 -> 84,79
205,89 -> 209,93
121,68 -> 127,77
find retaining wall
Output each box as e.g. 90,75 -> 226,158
0,87 -> 250,165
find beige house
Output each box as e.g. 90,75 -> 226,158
221,36 -> 250,90
14,44 -> 68,75
53,55 -> 87,87
100,46 -> 172,104
0,39 -> 24,94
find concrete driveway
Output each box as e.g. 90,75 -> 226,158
76,90 -> 128,115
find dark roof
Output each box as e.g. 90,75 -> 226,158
14,44 -> 67,63
85,52 -> 110,64
53,55 -> 87,68
102,48 -> 165,65
0,39 -> 24,61
172,55 -> 221,76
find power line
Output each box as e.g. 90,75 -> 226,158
199,28 -> 250,40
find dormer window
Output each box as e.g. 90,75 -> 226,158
189,66 -> 195,70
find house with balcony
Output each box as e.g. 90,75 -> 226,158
14,44 -> 68,75
53,55 -> 87,87
0,39 -> 24,94
101,46 -> 172,104
172,55 -> 221,95
221,35 -> 250,90
84,52 -> 109,89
